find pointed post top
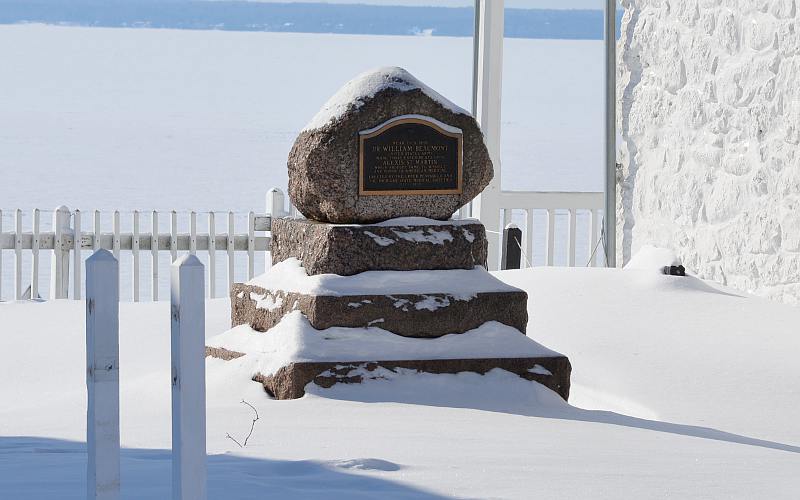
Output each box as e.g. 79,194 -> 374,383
87,248 -> 117,263
173,253 -> 203,269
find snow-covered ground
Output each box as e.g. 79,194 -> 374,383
1,264 -> 798,498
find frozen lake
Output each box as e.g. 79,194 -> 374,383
0,25 -> 605,299
0,24 -> 603,211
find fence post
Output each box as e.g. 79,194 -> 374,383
266,188 -> 286,269
51,205 -> 71,299
15,209 -> 22,300
207,212 -> 215,299
86,249 -> 120,500
171,254 -> 207,500
247,211 -> 255,280
0,209 -> 3,300
501,224 -> 522,270
267,187 -> 286,218
74,209 -> 82,300
30,209 -> 40,300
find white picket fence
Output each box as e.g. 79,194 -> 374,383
0,188 -> 289,302
496,191 -> 606,268
0,189 -> 606,302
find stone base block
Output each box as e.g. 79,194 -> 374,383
249,356 -> 571,401
232,283 -> 528,337
270,217 -> 488,276
205,346 -> 244,361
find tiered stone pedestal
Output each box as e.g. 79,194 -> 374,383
210,217 -> 571,401
231,283 -> 528,337
254,357 -> 571,401
270,217 -> 489,275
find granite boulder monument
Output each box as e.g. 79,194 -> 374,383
208,67 -> 572,400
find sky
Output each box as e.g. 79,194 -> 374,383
242,1 -> 605,10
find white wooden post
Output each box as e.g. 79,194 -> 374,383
226,212 -> 235,290
170,211 -> 178,263
472,0 -> 504,270
546,209 -> 555,266
189,211 -> 197,256
525,208 -> 534,268
132,211 -> 140,302
93,211 -> 101,252
266,188 -> 286,269
86,249 -> 120,500
112,211 -> 121,262
74,209 -> 82,300
152,211 -> 159,301
207,212 -> 216,299
267,188 -> 286,218
568,208 -> 577,267
247,211 -> 255,279
590,209 -> 600,267
51,205 -> 71,299
0,209 -> 3,300
14,209 -> 22,300
170,255 -> 207,500
30,208 -> 40,300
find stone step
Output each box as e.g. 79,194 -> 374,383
270,217 -> 487,276
250,357 -> 571,400
209,309 -> 568,401
232,283 -> 527,337
234,259 -> 527,337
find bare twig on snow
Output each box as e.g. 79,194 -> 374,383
225,399 -> 260,448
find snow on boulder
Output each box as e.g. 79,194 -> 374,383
287,66 -> 493,223
302,66 -> 469,132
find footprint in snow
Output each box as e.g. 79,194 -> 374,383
329,458 -> 402,472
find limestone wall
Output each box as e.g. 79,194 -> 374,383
618,0 -> 800,303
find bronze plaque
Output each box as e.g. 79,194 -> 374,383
359,116 -> 463,195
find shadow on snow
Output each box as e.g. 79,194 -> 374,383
306,369 -> 800,456
0,436 -> 445,499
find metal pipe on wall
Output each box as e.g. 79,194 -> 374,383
604,0 -> 617,267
